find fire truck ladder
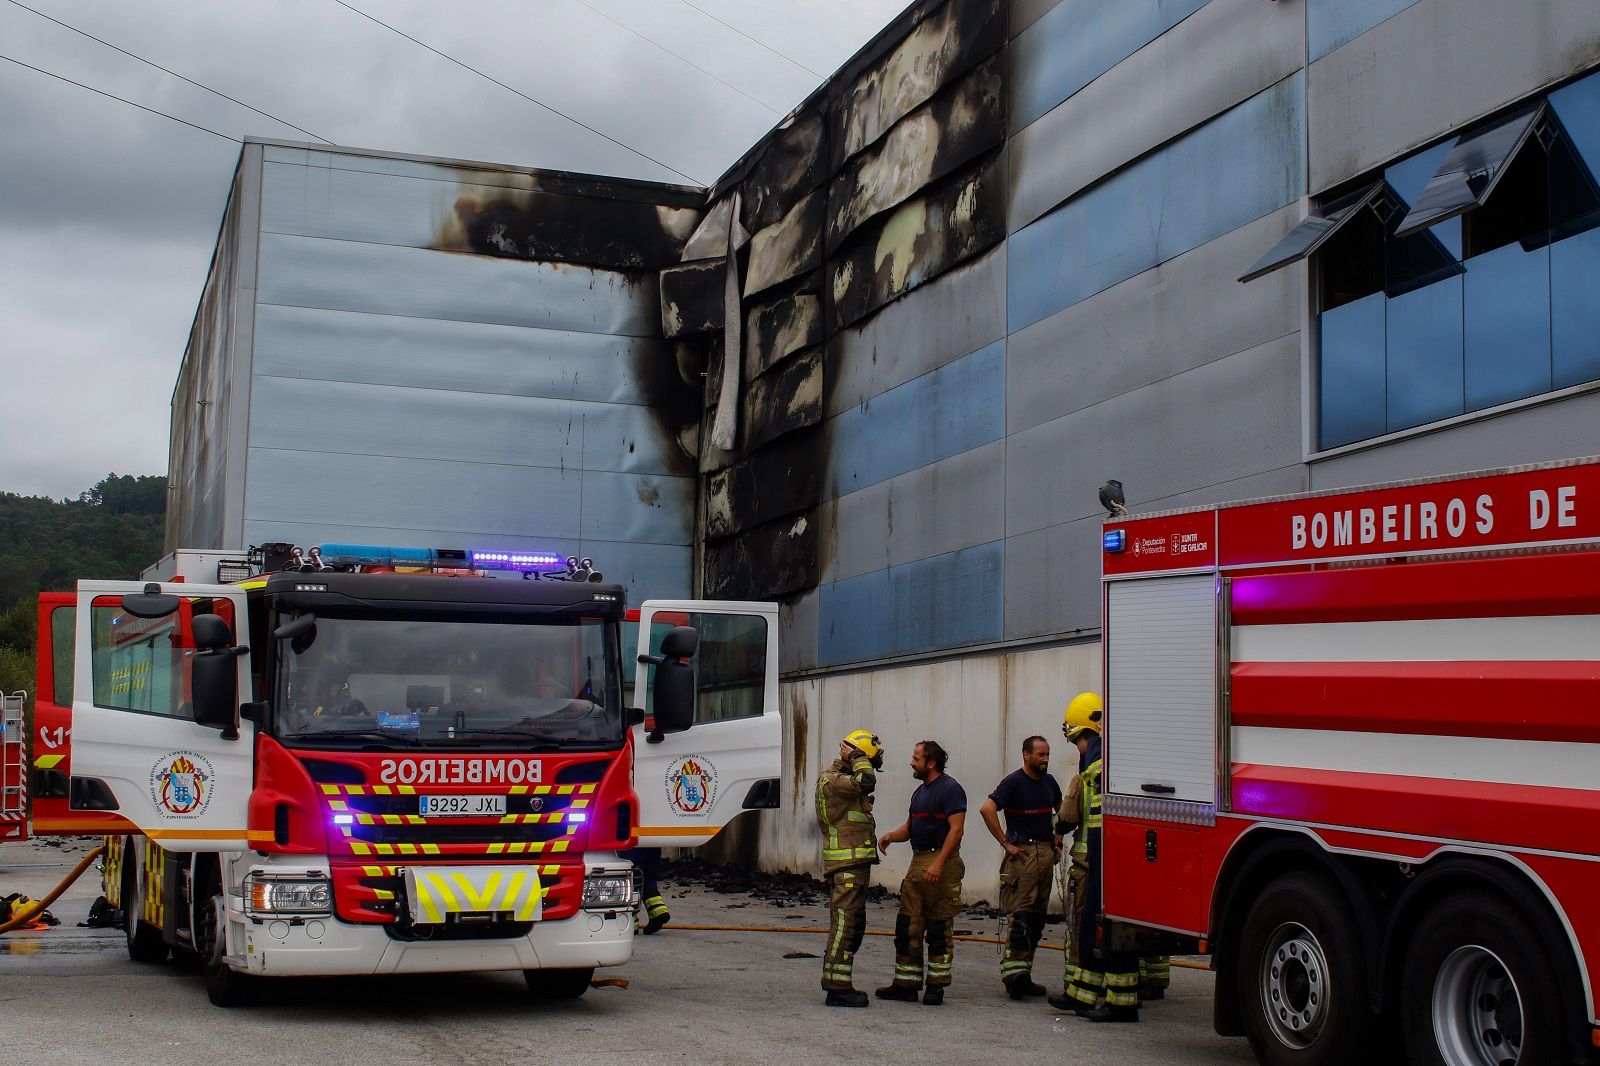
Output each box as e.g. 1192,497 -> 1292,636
1,693 -> 25,841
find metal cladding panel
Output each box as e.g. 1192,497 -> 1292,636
1307,0 -> 1420,62
705,429 -> 823,539
1008,0 -> 1212,135
252,303 -> 688,408
825,243 -> 1006,418
1309,389 -> 1600,492
821,439 -> 1006,583
704,513 -> 818,600
1007,206 -> 1303,436
1309,0 -> 1600,193
743,191 -> 824,298
247,375 -> 692,479
823,339 -> 1005,500
745,292 -> 821,379
255,232 -> 660,337
743,346 -> 824,452
1009,0 -> 1304,233
1009,73 -> 1305,334
741,114 -> 827,234
660,260 -> 725,338
817,540 -> 1005,667
779,587 -> 821,674
1012,0 -> 1067,37
244,448 -> 692,547
1005,333 -> 1302,538
832,0 -> 1006,167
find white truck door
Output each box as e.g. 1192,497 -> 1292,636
71,581 -> 257,852
630,600 -> 779,848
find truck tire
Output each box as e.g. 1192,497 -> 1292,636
122,851 -> 168,964
196,866 -> 256,1008
1236,872 -> 1372,1066
524,967 -> 594,1000
1399,890 -> 1564,1066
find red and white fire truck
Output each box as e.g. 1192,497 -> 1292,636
1097,457 -> 1600,1065
28,543 -> 779,1005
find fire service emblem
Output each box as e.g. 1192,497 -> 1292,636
665,756 -> 717,816
149,751 -> 214,818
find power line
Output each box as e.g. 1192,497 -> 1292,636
673,0 -> 822,79
327,0 -> 700,184
0,51 -> 239,142
569,0 -> 778,115
4,0 -> 331,143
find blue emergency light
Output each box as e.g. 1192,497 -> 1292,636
1104,529 -> 1127,553
314,544 -> 565,573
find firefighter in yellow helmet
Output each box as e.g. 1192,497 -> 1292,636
1049,692 -> 1140,1022
815,728 -> 883,1007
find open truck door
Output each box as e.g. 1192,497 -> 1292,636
630,600 -> 780,848
70,581 -> 257,852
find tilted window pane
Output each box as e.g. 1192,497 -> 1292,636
1318,293 -> 1388,449
1386,276 -> 1464,432
1240,183 -> 1384,284
1463,243 -> 1552,411
1395,104 -> 1545,239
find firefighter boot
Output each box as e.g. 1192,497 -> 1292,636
826,988 -> 869,1008
875,984 -> 920,1002
1085,1005 -> 1140,1023
642,895 -> 671,935
1047,992 -> 1096,1017
922,987 -> 944,1006
1006,974 -> 1047,1000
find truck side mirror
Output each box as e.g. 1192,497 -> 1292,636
648,626 -> 698,737
191,613 -> 247,740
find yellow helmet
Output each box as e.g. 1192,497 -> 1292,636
1063,691 -> 1104,739
842,729 -> 881,760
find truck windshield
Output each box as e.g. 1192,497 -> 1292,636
273,613 -> 622,751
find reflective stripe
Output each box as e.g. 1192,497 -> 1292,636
845,811 -> 872,823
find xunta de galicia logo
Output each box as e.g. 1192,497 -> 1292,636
149,751 -> 214,818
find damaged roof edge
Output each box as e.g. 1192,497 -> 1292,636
242,135 -> 708,205
705,0 -> 954,202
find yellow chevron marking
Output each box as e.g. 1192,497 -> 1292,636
320,784 -> 340,795
34,753 -> 64,769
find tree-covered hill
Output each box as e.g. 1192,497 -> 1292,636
0,473 -> 167,703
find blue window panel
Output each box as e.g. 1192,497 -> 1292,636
1549,66 -> 1600,171
1385,141 -> 1462,258
1553,226 -> 1600,389
1319,293 -> 1388,449
817,541 -> 1004,666
1008,74 -> 1304,334
824,339 -> 1005,499
1463,243 -> 1551,411
1386,276 -> 1463,432
1308,0 -> 1423,62
1010,0 -> 1210,133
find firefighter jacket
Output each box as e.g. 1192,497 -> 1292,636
816,756 -> 879,874
1056,736 -> 1104,869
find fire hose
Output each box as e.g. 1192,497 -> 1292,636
0,845 -> 104,935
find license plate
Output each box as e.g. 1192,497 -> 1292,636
419,794 -> 506,817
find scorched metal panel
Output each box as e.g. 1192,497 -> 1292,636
1008,73 -> 1304,333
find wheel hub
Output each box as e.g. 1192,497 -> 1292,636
1260,922 -> 1331,1049
1432,945 -> 1523,1066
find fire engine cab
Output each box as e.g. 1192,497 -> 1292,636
29,543 -> 780,1006
1097,457 -> 1600,1066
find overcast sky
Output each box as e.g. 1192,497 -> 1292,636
0,0 -> 904,499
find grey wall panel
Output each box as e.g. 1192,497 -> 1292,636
244,448 -> 692,547
1002,516 -> 1104,640
1307,0 -> 1419,62
779,587 -> 821,674
1143,462 -> 1307,512
1009,0 -> 1304,233
253,304 -> 684,407
256,233 -> 660,337
247,375 -> 692,478
1011,0 -> 1066,37
1007,205 -> 1304,436
1005,333 -> 1302,537
826,242 -> 1006,418
1309,0 -> 1600,192
1309,389 -> 1600,491
821,438 -> 1007,583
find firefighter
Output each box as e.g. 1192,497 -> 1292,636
979,736 -> 1062,999
816,729 -> 884,1007
619,846 -> 669,934
875,740 -> 966,1006
1047,692 -> 1140,1023
1140,955 -> 1170,1000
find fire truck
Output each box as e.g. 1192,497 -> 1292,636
28,543 -> 779,1005
1096,458 -> 1600,1065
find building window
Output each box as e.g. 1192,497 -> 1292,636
1242,67 -> 1600,450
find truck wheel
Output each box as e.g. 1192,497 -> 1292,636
122,852 -> 168,964
524,967 -> 594,1000
1400,890 -> 1563,1066
196,871 -> 256,1007
1237,872 -> 1371,1066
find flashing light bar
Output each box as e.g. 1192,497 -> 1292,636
471,551 -> 564,571
313,544 -> 569,573
1103,529 -> 1127,553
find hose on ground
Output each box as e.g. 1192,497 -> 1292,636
0,845 -> 105,935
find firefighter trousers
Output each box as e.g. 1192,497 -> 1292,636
998,841 -> 1055,985
892,851 -> 964,989
823,866 -> 869,991
1065,860 -> 1139,1015
1140,955 -> 1171,991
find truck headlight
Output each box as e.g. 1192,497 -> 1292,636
244,875 -> 333,918
582,873 -> 636,911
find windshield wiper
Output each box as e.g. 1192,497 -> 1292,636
277,729 -> 424,748
444,729 -> 619,751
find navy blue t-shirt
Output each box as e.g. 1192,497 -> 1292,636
989,769 -> 1063,843
909,773 -> 967,851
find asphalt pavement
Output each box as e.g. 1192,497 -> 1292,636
1,838 -> 1255,1065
